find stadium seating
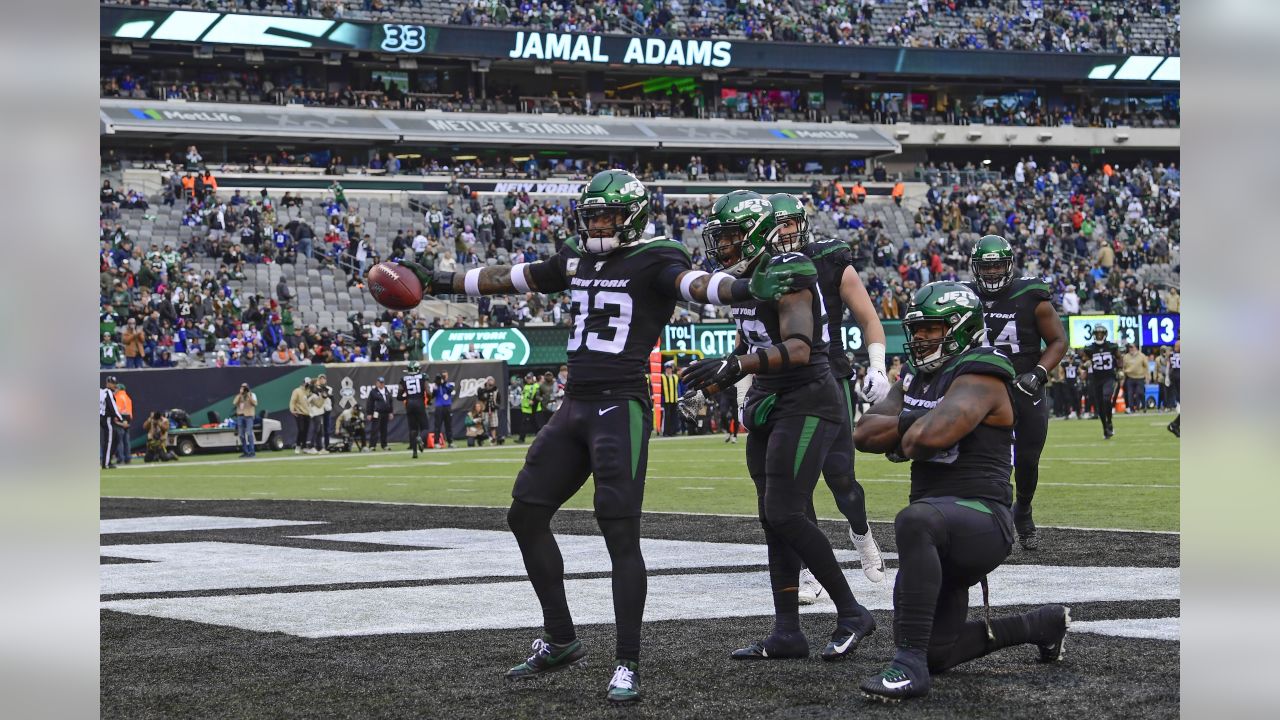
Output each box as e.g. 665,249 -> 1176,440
102,0 -> 1180,54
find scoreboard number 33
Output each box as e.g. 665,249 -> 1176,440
382,25 -> 427,53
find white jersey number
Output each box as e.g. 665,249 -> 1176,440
567,290 -> 632,354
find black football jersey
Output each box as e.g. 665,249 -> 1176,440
1084,341 -> 1121,380
965,277 -> 1053,374
1063,360 -> 1079,381
900,347 -> 1015,506
1169,351 -> 1180,372
731,278 -> 832,394
399,372 -> 427,401
803,237 -> 854,379
527,237 -> 691,401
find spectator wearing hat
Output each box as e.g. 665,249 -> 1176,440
1121,344 -> 1150,413
311,374 -> 333,453
366,376 -> 394,451
289,377 -> 313,453
660,362 -> 682,436
234,383 -> 259,457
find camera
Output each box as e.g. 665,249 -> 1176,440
435,374 -> 445,385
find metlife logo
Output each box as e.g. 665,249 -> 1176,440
128,108 -> 244,123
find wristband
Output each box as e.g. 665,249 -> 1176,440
432,270 -> 457,293
754,348 -> 770,373
1033,364 -> 1049,383
463,268 -> 483,296
678,270 -> 709,302
727,278 -> 753,303
776,343 -> 791,370
708,271 -> 736,305
868,342 -> 887,373
510,263 -> 531,293
898,410 -> 924,438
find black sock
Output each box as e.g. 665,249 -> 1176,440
770,511 -> 861,617
507,500 -> 575,645
599,516 -> 646,662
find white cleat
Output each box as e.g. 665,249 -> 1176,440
797,568 -> 825,605
850,529 -> 886,583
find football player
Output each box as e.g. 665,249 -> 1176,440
393,170 -> 801,704
853,281 -> 1070,702
682,190 -> 876,663
398,361 -> 429,458
766,193 -> 888,588
965,235 -> 1067,550
1080,324 -> 1122,439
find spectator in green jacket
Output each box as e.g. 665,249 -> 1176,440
100,333 -> 124,369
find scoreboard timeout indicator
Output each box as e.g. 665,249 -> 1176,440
1068,313 -> 1179,348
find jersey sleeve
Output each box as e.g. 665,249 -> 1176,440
953,348 -> 1016,382
524,243 -> 578,294
646,243 -> 696,298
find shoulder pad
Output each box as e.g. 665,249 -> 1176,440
1008,277 -> 1052,301
805,239 -> 852,264
952,347 -> 1015,381
624,237 -> 691,259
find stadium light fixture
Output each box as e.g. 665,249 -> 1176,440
932,129 -> 947,142
894,125 -> 912,140
1037,131 -> 1053,142
966,129 -> 983,141
1114,132 -> 1131,143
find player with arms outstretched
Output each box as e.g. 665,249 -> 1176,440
392,170 -> 801,704
1080,325 -> 1122,439
965,235 -> 1067,549
853,281 -> 1070,702
682,190 -> 876,663
765,193 -> 888,593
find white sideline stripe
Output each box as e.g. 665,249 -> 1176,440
101,496 -> 1182,535
101,563 -> 1179,638
101,516 -> 324,534
1072,617 -> 1180,641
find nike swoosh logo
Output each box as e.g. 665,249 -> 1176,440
598,406 -> 620,416
832,634 -> 856,654
1032,399 -> 1042,405
882,678 -> 911,689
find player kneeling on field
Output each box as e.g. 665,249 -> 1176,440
852,281 -> 1069,702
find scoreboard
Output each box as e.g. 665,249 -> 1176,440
1067,314 -> 1180,348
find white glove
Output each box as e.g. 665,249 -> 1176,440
863,367 -> 891,405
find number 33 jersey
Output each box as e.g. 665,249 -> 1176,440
965,277 -> 1053,374
527,237 -> 691,401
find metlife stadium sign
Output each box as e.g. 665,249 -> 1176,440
102,7 -> 1177,82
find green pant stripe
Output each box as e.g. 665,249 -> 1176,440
629,400 -> 643,479
793,415 -> 820,477
954,499 -> 993,515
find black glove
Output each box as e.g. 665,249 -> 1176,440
680,354 -> 742,393
393,258 -> 451,295
1013,365 -> 1049,397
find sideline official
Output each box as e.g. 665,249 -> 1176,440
100,376 -> 122,469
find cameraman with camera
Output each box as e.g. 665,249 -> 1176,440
431,371 -> 455,448
143,411 -> 177,462
234,383 -> 259,457
310,374 -> 333,453
476,377 -> 503,445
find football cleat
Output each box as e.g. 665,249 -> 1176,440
504,637 -> 587,680
797,568 -> 825,605
1167,421 -> 1179,438
1036,605 -> 1072,663
730,631 -> 809,660
850,528 -> 885,583
861,662 -> 930,703
1013,504 -> 1039,551
821,607 -> 876,661
605,661 -> 641,704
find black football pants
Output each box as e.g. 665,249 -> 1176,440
1012,385 -> 1049,515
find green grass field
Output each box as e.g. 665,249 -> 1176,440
101,412 -> 1180,532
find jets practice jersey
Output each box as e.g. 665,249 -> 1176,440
803,237 -> 855,379
527,236 -> 691,401
965,277 -> 1054,375
901,347 -> 1015,506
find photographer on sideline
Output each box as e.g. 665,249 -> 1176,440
432,371 -> 455,448
290,377 -> 313,453
310,374 -> 332,453
234,383 -> 259,457
143,412 -> 177,462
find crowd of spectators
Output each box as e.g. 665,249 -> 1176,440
112,1 -> 1179,55
99,146 -> 1178,370
102,64 -> 1179,129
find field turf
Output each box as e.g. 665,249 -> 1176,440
102,412 -> 1180,531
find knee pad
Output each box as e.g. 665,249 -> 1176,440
507,499 -> 553,535
894,502 -> 945,542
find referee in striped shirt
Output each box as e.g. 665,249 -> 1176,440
101,376 -> 122,469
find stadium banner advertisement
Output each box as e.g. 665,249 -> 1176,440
426,328 -> 531,365
99,361 -> 508,448
99,99 -> 899,152
101,7 -> 1178,82
1067,313 -> 1179,348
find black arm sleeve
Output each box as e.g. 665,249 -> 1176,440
525,246 -> 575,294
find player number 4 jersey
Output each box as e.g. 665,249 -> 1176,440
965,277 -> 1053,374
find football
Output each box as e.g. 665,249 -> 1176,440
367,262 -> 423,311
